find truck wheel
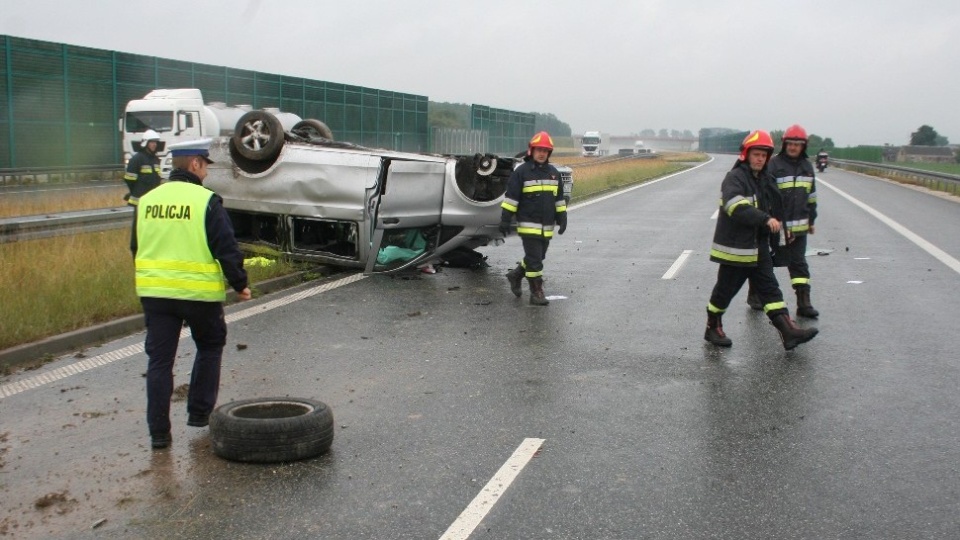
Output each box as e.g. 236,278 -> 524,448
234,111 -> 285,162
209,397 -> 334,463
292,119 -> 334,141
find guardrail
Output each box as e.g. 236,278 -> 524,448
0,207 -> 132,243
831,159 -> 960,195
0,165 -> 124,187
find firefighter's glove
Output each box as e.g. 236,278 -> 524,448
499,220 -> 512,237
556,213 -> 567,235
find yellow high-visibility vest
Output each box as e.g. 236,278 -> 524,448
135,181 -> 225,302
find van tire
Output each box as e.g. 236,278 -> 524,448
210,397 -> 334,463
234,111 -> 285,162
292,119 -> 334,141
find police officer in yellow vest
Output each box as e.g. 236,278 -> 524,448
131,138 -> 251,449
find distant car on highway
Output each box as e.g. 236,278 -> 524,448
205,111 -> 572,274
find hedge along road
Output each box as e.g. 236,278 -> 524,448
2,157 -> 960,538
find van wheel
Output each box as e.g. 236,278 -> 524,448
234,111 -> 285,162
292,119 -> 334,141
209,397 -> 334,463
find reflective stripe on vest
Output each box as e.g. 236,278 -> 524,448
135,182 -> 225,302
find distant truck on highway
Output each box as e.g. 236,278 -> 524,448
581,131 -> 604,157
120,88 -> 309,178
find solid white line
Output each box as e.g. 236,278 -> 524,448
439,438 -> 545,540
662,250 -> 694,280
0,273 -> 367,400
710,208 -> 719,220
567,157 -> 714,212
818,179 -> 960,275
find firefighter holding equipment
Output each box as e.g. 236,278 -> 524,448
132,138 -> 251,449
501,131 -> 567,306
704,130 -> 818,350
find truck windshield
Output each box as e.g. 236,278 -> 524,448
125,111 -> 173,133
583,136 -> 600,144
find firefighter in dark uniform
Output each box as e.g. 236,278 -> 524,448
124,129 -> 163,207
704,130 -> 818,351
131,138 -> 251,449
500,131 -> 567,306
765,124 -> 819,318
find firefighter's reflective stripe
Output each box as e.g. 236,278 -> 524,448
501,197 -> 519,212
555,200 -> 567,212
517,221 -> 555,238
140,165 -> 155,174
124,172 -> 138,181
724,195 -> 756,216
791,277 -> 811,286
707,302 -> 726,314
135,182 -> 225,302
776,176 -> 814,190
521,181 -> 559,195
808,190 -> 818,204
128,195 -> 140,206
786,218 -> 810,233
763,301 -> 787,313
709,243 -> 758,264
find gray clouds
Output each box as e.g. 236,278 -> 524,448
2,0 -> 957,146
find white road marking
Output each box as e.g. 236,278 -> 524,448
854,257 -> 871,260
567,157 -> 714,212
662,250 -> 694,280
848,281 -> 864,284
0,273 -> 366,400
819,179 -> 960,276
711,209 -> 719,220
439,438 -> 545,540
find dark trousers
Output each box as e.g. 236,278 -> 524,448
520,236 -> 550,278
708,244 -> 787,320
141,297 -> 227,435
786,233 -> 811,288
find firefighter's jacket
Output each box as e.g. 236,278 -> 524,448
124,150 -> 162,206
709,161 -> 783,267
500,159 -> 567,238
768,153 -> 817,235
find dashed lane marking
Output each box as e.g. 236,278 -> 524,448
439,438 -> 545,540
662,250 -> 694,280
0,273 -> 366,400
818,179 -> 960,276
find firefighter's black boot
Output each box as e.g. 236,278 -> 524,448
795,287 -> 819,319
771,313 -> 818,350
704,311 -> 732,347
505,264 -> 523,298
746,286 -> 763,311
528,277 -> 549,306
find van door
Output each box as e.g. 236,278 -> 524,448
365,159 -> 446,274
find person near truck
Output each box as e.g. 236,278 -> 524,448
131,138 -> 251,449
500,131 -> 567,306
704,130 -> 818,351
752,124 -> 820,318
124,129 -> 163,207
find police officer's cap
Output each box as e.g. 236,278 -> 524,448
168,138 -> 214,164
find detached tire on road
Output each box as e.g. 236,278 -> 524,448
210,397 -> 334,463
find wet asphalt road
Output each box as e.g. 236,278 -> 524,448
1,157 -> 959,539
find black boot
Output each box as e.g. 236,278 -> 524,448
770,313 -> 818,350
528,277 -> 549,306
704,311 -> 732,347
746,286 -> 763,311
505,264 -> 523,298
795,287 -> 819,319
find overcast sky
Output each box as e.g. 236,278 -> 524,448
2,0 -> 957,146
